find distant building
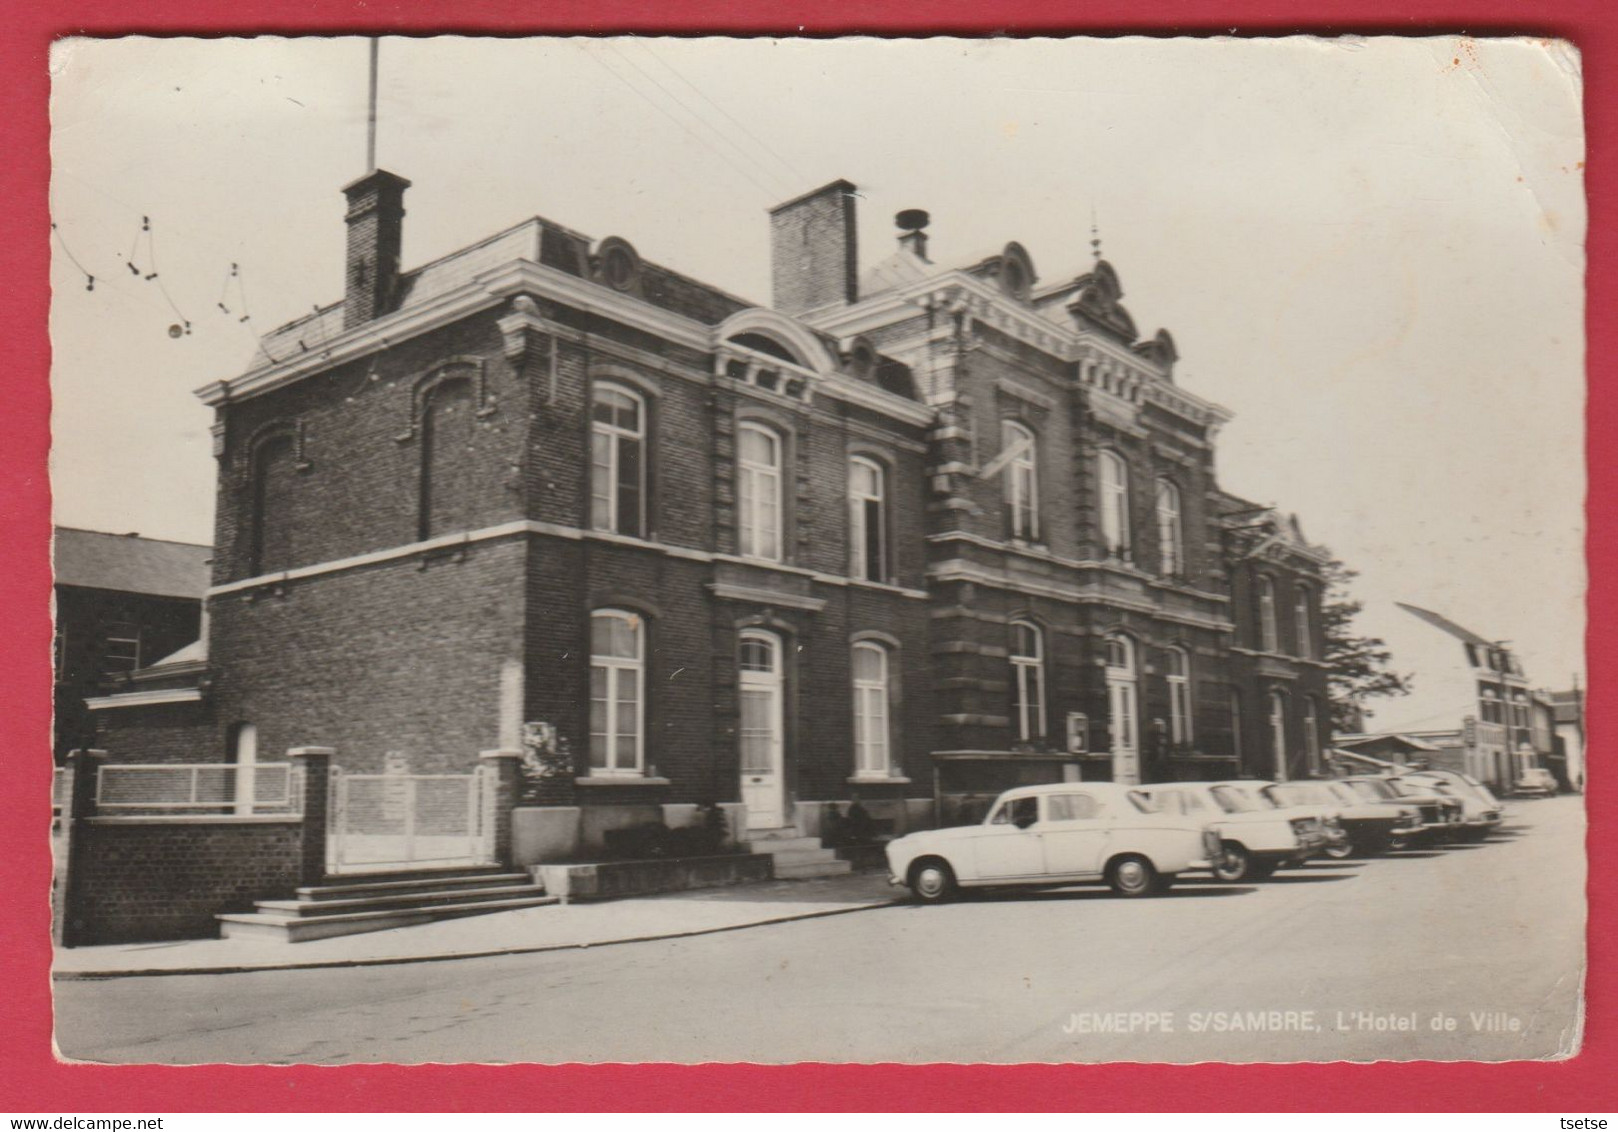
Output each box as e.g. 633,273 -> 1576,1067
1550,686 -> 1586,792
52,527 -> 211,758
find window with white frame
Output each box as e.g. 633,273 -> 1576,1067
1001,421 -> 1039,540
1010,620 -> 1046,741
849,456 -> 887,582
1268,690 -> 1289,780
99,619 -> 142,679
589,609 -> 644,775
1303,697 -> 1321,773
1165,646 -> 1193,745
1293,585 -> 1314,659
1156,478 -> 1184,576
591,384 -> 645,537
1257,575 -> 1279,652
1099,450 -> 1131,556
1480,685 -> 1502,724
737,422 -> 783,561
852,641 -> 892,777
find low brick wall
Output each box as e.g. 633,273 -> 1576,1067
65,816 -> 306,944
536,852 -> 772,901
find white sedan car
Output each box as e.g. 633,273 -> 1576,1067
886,782 -> 1220,902
1137,781 -> 1334,882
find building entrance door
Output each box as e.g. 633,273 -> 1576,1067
739,630 -> 786,829
1106,635 -> 1140,785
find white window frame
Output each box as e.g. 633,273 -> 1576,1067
590,384 -> 646,537
589,609 -> 645,777
1099,450 -> 1131,556
852,641 -> 892,778
1156,478 -> 1183,576
1257,575 -> 1279,653
100,619 -> 142,679
1269,690 -> 1288,781
1293,585 -> 1313,659
849,456 -> 887,582
1010,620 -> 1046,741
1002,421 -> 1039,541
738,422 -> 784,562
1302,698 -> 1321,774
1165,646 -> 1193,745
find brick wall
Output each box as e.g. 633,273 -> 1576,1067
66,817 -> 305,944
769,181 -> 858,316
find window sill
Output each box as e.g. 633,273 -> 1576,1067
574,776 -> 672,787
847,775 -> 912,786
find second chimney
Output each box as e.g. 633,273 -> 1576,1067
769,179 -> 858,316
342,168 -> 411,329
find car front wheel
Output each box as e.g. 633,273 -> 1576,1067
1324,840 -> 1355,860
1108,854 -> 1164,897
908,857 -> 957,904
1212,842 -> 1256,883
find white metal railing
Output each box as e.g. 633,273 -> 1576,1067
95,762 -> 298,814
328,767 -> 492,872
53,767 -> 67,811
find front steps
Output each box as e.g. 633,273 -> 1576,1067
217,866 -> 556,943
743,828 -> 852,879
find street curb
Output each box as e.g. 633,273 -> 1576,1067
52,897 -> 909,981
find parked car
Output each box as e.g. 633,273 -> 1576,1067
1210,779 -> 1351,860
1513,767 -> 1559,798
1342,774 -> 1466,843
885,782 -> 1220,902
1136,781 -> 1331,882
1401,770 -> 1505,841
1261,780 -> 1424,857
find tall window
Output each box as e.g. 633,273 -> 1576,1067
1156,479 -> 1184,576
852,641 -> 892,777
420,379 -> 478,540
738,423 -> 783,561
1293,586 -> 1313,659
591,384 -> 645,537
1010,620 -> 1046,741
1230,689 -> 1244,764
849,457 -> 887,582
1106,634 -> 1139,755
1099,450 -> 1131,556
590,610 -> 644,776
249,433 -> 297,575
1165,646 -> 1192,745
1268,690 -> 1288,780
1257,576 -> 1279,652
1480,686 -> 1502,724
1002,421 -> 1039,540
1302,698 -> 1321,774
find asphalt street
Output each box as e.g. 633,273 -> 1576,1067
55,794 -> 1585,1065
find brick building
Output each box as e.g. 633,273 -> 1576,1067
96,170 -> 1332,858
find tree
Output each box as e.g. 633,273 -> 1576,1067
1320,556 -> 1414,731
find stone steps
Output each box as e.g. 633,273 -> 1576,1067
743,828 -> 854,880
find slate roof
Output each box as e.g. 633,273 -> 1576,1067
53,527 -> 212,600
1395,602 -> 1495,649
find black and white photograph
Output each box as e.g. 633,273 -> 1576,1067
47,34 -> 1586,1065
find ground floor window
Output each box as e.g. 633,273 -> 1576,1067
590,609 -> 644,775
852,641 -> 891,777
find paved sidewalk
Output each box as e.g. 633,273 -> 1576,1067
53,871 -> 904,979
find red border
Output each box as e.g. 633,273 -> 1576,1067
2,2 -> 1610,1112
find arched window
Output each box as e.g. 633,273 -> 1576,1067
1001,421 -> 1039,540
848,456 -> 887,582
249,433 -> 297,575
1156,479 -> 1184,577
1257,575 -> 1279,653
1302,697 -> 1321,774
591,384 -> 645,537
590,609 -> 644,776
1165,646 -> 1193,745
1009,620 -> 1046,741
419,378 -> 478,540
1293,585 -> 1313,659
1269,690 -> 1289,781
852,641 -> 892,777
1099,450 -> 1131,557
737,422 -> 783,561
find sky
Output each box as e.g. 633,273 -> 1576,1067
47,35 -> 1587,704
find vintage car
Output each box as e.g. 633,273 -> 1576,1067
1513,767 -> 1559,798
1135,781 -> 1332,882
885,782 -> 1220,902
1342,774 -> 1466,842
1401,770 -> 1505,840
1260,779 -> 1424,857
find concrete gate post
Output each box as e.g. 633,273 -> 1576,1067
479,749 -> 523,868
288,747 -> 334,886
53,748 -> 106,948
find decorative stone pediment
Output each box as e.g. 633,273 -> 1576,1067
1066,259 -> 1137,343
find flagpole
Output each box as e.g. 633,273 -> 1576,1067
366,38 -> 379,174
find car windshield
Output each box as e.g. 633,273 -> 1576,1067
1388,779 -> 1434,798
1126,790 -> 1162,814
1347,779 -> 1397,802
1209,785 -> 1262,814
1266,783 -> 1330,807
1326,782 -> 1362,806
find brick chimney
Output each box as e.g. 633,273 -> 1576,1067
342,169 -> 411,329
769,179 -> 858,316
